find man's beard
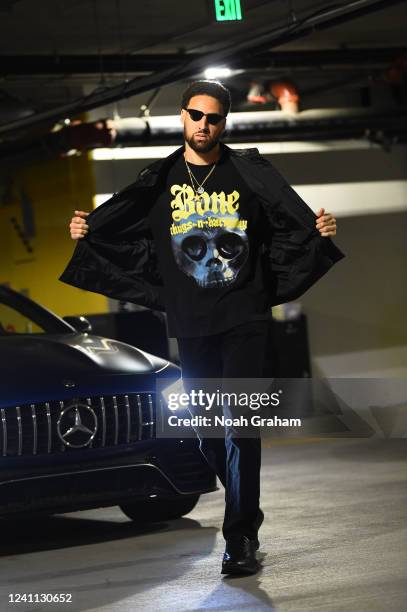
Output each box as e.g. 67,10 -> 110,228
185,129 -> 220,153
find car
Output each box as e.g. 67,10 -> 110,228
0,285 -> 216,521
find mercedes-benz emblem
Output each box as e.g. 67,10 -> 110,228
63,380 -> 76,388
57,403 -> 98,448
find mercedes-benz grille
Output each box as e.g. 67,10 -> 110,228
0,394 -> 156,457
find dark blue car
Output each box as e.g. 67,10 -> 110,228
0,286 -> 216,520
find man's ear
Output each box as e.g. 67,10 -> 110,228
180,109 -> 185,125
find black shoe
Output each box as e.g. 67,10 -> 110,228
255,508 -> 264,530
251,507 -> 264,551
221,535 -> 260,575
251,536 -> 260,551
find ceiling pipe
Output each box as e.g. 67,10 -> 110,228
2,48 -> 406,75
1,107 -> 407,164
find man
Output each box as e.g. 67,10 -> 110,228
62,80 -> 342,576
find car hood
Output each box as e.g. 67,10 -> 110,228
1,332 -> 170,376
0,333 -> 180,406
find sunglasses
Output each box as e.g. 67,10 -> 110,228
182,107 -> 225,125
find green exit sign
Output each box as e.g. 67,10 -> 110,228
214,0 -> 243,21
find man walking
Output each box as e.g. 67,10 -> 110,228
62,80 -> 342,576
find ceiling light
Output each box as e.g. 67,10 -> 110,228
204,67 -> 232,79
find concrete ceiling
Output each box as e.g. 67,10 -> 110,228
0,0 -> 405,56
0,0 -> 406,137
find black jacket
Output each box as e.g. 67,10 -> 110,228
59,143 -> 345,311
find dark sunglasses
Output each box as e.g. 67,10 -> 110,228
183,107 -> 225,125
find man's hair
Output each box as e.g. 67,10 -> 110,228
181,80 -> 231,116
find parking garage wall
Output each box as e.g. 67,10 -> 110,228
1,152 -> 108,316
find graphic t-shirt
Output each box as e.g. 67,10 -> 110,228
147,148 -> 271,338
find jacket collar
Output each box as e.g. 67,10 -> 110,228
140,142 -> 260,180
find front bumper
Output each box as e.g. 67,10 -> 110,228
0,439 -> 217,516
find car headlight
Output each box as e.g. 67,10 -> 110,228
160,377 -> 190,412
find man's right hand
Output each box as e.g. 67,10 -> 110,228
70,210 -> 90,240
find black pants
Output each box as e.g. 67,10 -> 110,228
177,319 -> 270,541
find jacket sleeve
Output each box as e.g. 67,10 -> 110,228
245,152 -> 345,305
58,188 -> 167,312
271,182 -> 345,304
59,236 -> 166,311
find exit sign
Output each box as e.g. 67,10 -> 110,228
214,0 -> 243,22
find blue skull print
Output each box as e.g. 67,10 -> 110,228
170,207 -> 249,289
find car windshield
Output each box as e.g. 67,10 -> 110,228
0,288 -> 75,335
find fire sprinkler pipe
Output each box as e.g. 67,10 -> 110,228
248,81 -> 300,112
270,81 -> 300,113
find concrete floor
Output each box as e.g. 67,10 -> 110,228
0,438 -> 406,612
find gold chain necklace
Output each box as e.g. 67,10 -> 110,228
184,157 -> 217,195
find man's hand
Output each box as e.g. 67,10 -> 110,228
315,208 -> 336,237
70,210 -> 90,240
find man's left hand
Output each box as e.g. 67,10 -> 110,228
315,208 -> 336,237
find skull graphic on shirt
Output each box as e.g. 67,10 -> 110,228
171,207 -> 249,288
